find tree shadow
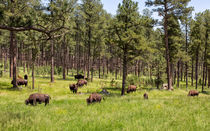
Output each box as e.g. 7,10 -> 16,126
140,87 -> 158,91
201,91 -> 210,95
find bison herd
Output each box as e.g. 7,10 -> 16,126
12,74 -> 201,106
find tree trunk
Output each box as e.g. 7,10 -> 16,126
32,62 -> 35,89
121,47 -> 127,96
177,60 -> 180,88
4,48 -> 7,72
51,39 -> 54,82
195,47 -> 199,89
103,57 -> 105,78
205,64 -> 207,86
115,58 -> 118,80
87,25 -> 91,79
106,58 -> 109,75
62,37 -> 66,80
138,60 -> 140,77
164,9 -> 172,90
98,56 -> 101,79
208,68 -> 210,88
91,56 -> 94,82
9,44 -> 13,78
181,62 -> 183,81
11,31 -> 18,88
202,30 -> 208,91
185,24 -> 188,88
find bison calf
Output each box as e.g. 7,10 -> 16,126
144,93 -> 148,99
188,90 -> 199,96
127,85 -> 137,93
25,93 -> 51,106
86,93 -> 103,104
69,84 -> 78,93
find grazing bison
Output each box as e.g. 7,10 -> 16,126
69,84 -> 78,93
77,79 -> 87,87
11,78 -> 28,87
127,85 -> 137,93
188,90 -> 199,96
25,93 -> 51,106
86,93 -> 103,104
74,74 -> 84,80
144,93 -> 148,99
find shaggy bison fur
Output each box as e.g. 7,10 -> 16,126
127,85 -> 137,93
86,93 -> 104,104
74,74 -> 84,80
144,93 -> 148,99
24,75 -> 28,80
25,93 -> 51,106
69,84 -> 78,93
11,79 -> 28,87
188,90 -> 199,96
77,79 -> 87,87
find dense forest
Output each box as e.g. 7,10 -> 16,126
0,0 -> 209,94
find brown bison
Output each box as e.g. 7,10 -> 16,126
127,85 -> 137,93
188,90 -> 199,96
74,74 -> 84,80
144,93 -> 148,99
11,79 -> 28,87
77,79 -> 87,87
69,84 -> 78,93
86,93 -> 104,104
25,93 -> 51,106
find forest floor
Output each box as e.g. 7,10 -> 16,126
0,74 -> 210,131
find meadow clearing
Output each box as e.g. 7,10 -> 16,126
0,73 -> 209,131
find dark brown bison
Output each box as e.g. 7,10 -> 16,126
144,93 -> 148,99
24,75 -> 28,80
77,79 -> 87,87
69,84 -> 78,93
11,78 -> 28,87
25,93 -> 51,106
74,74 -> 84,80
127,85 -> 137,93
86,93 -> 104,104
188,90 -> 199,96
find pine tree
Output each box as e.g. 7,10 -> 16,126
113,0 -> 145,95
146,0 -> 191,90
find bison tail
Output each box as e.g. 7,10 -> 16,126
103,97 -> 105,101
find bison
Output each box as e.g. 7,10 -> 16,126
77,79 -> 87,87
86,93 -> 104,104
25,93 -> 51,106
188,90 -> 199,96
69,84 -> 78,93
11,78 -> 28,87
127,85 -> 137,93
24,75 -> 28,80
144,93 -> 148,99
74,74 -> 84,80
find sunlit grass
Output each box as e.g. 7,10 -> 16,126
0,73 -> 210,130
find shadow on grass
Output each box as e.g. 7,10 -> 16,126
201,91 -> 210,95
35,76 -> 75,81
140,87 -> 157,91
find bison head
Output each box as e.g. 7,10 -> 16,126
25,99 -> 29,105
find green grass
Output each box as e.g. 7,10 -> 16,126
0,74 -> 210,131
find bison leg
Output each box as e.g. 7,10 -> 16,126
33,99 -> 37,106
45,99 -> 49,106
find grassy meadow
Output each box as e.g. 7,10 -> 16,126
0,72 -> 210,131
